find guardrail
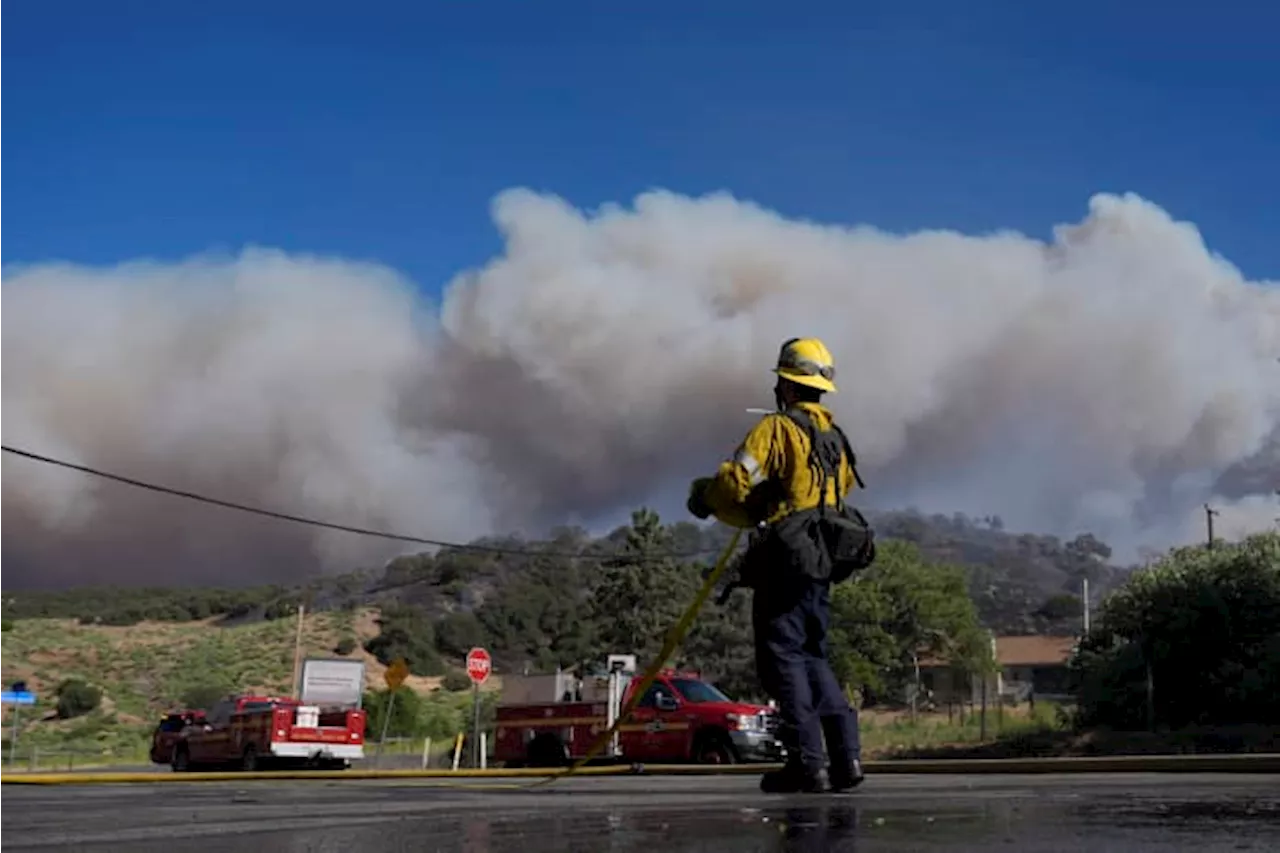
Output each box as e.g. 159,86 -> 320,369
2,745 -> 151,773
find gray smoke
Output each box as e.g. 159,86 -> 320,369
3,190 -> 1277,587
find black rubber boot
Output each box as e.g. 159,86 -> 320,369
760,763 -> 831,794
829,759 -> 865,793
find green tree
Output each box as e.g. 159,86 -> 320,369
829,541 -> 991,703
362,687 -> 493,742
1033,593 -> 1083,632
434,611 -> 486,659
828,577 -> 899,699
476,541 -> 598,672
591,508 -> 699,668
364,606 -> 445,676
1072,531 -> 1280,729
683,585 -> 758,700
362,686 -> 429,739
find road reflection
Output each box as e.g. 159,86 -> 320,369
380,802 -> 967,852
47,783 -> 1280,853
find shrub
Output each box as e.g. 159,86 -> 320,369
1072,531 -> 1280,729
363,607 -> 445,676
441,670 -> 473,692
180,684 -> 230,711
55,679 -> 102,719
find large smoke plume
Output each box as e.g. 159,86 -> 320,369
3,189 -> 1277,588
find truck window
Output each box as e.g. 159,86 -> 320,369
156,715 -> 186,733
670,678 -> 732,704
636,683 -> 675,708
207,700 -> 234,726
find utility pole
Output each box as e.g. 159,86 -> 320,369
291,599 -> 306,697
1082,577 -> 1090,635
9,704 -> 21,767
1204,503 -> 1219,549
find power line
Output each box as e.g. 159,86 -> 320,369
0,445 -> 721,563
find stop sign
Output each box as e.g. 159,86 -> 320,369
465,647 -> 492,685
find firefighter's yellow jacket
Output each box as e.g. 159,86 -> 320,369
693,402 -> 858,529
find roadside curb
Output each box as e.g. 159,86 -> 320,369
3,753 -> 1277,784
864,753 -> 1280,774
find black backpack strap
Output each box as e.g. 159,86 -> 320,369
784,409 -> 866,501
830,423 -> 867,491
783,408 -> 833,514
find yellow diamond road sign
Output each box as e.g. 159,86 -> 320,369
385,658 -> 410,690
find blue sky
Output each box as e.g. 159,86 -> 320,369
5,0 -> 1278,293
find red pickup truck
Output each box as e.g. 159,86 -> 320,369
494,664 -> 783,767
151,694 -> 366,771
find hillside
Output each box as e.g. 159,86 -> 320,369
0,504 -> 1136,758
2,510 -> 1126,701
5,509 -> 1125,632
871,510 -> 1125,632
0,606 -> 502,757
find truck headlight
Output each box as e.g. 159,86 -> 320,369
725,713 -> 761,731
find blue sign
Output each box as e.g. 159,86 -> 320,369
1,691 -> 36,705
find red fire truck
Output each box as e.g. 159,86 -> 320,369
154,693 -> 367,771
494,655 -> 784,767
151,658 -> 369,771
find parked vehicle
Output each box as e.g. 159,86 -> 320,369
150,657 -> 369,772
149,709 -> 206,766
494,654 -> 783,767
153,693 -> 367,771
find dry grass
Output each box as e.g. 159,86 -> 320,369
860,701 -> 1070,758
1,609 -> 355,752
0,606 -> 503,758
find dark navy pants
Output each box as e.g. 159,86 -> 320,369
752,574 -> 860,774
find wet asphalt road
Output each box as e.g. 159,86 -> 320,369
4,773 -> 1278,852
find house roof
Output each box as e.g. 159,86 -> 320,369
918,635 -> 1077,668
995,635 -> 1076,666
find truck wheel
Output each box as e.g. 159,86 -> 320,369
526,734 -> 569,768
171,745 -> 191,773
241,744 -> 259,772
695,732 -> 738,765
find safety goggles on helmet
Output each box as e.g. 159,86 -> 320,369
777,351 -> 835,382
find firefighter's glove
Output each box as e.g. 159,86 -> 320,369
687,477 -> 714,520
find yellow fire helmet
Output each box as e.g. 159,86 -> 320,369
773,336 -> 837,393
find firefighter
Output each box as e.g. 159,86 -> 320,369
686,337 -> 866,794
